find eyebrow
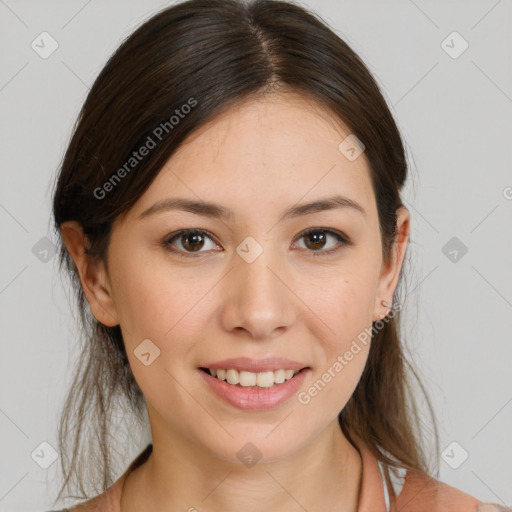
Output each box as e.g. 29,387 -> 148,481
138,194 -> 366,222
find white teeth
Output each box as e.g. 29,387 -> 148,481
239,370 -> 256,387
207,368 -> 302,387
256,371 -> 274,388
226,369 -> 239,385
274,369 -> 285,384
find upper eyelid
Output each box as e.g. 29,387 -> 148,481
165,228 -> 220,245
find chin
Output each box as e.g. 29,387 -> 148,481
190,421 -> 313,467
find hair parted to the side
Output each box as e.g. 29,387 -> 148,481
51,0 -> 439,502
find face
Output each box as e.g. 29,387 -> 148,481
64,92 -> 409,463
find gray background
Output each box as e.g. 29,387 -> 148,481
0,0 -> 511,510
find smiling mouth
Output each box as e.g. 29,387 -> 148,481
199,367 -> 307,388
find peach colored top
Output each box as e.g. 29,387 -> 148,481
53,435 -> 510,512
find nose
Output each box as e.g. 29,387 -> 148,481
219,247 -> 296,341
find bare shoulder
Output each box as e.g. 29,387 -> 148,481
395,468 -> 511,512
45,502 -> 100,512
476,503 -> 512,512
46,487 -> 118,512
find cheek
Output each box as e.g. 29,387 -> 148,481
109,252 -> 218,377
298,278 -> 373,415
109,260 -> 169,341
112,260 -> 208,421
316,282 -> 373,381
297,260 -> 378,408
108,248 -> 191,338
302,265 -> 379,341
295,337 -> 370,439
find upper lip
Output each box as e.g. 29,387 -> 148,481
200,357 -> 309,373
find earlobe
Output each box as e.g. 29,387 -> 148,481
372,207 -> 410,322
60,221 -> 120,327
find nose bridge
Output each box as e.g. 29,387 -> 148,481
220,239 -> 295,339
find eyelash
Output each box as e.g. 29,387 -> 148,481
161,227 -> 351,259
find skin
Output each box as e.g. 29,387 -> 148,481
61,91 -> 410,512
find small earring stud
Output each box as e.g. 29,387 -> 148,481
380,300 -> 390,319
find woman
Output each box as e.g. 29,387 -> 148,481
48,0 -> 509,510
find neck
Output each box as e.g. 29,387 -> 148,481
120,421 -> 362,512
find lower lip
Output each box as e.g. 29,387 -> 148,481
198,368 -> 310,411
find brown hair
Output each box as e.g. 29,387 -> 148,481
51,0 -> 439,502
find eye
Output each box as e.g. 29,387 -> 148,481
162,229 -> 220,258
162,227 -> 351,259
292,228 -> 351,256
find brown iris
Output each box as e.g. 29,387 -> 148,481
180,232 -> 206,252
303,230 -> 328,251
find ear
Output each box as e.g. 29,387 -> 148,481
372,207 -> 410,322
60,221 -> 119,327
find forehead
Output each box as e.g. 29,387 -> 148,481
128,92 -> 376,223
